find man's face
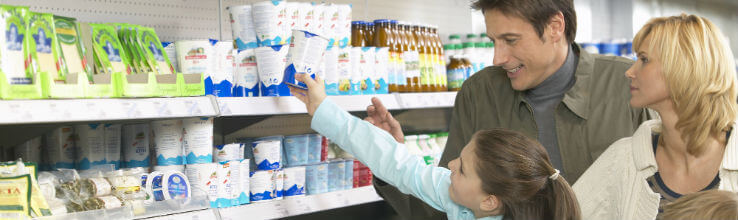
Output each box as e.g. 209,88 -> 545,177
485,9 -> 562,91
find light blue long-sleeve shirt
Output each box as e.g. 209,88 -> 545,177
311,99 -> 504,220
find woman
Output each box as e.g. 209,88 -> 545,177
573,14 -> 738,220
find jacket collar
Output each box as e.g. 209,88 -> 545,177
516,43 -> 592,120
632,119 -> 738,171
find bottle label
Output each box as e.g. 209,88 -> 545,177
447,68 -> 466,89
403,51 -> 420,78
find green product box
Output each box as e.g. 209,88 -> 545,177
78,22 -> 116,98
0,5 -> 42,99
28,12 -> 85,98
90,23 -> 155,97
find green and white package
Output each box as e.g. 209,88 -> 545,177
27,12 -> 61,81
89,23 -> 130,74
125,25 -> 154,74
139,27 -> 174,75
0,5 -> 32,85
53,16 -> 88,80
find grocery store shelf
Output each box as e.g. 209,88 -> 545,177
218,186 -> 383,220
217,94 -> 400,116
396,92 -> 457,109
0,96 -> 219,125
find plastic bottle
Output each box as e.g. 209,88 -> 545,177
474,42 -> 486,71
448,34 -> 462,45
462,42 -> 476,73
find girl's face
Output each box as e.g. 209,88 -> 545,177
448,141 -> 500,215
625,35 -> 671,110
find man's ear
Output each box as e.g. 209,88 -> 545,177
480,194 -> 501,212
547,11 -> 566,43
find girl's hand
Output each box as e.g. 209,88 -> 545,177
289,73 -> 327,116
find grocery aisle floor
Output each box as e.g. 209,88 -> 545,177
283,201 -> 402,220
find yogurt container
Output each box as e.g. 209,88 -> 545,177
307,134 -> 322,164
184,163 -> 218,207
175,40 -> 215,75
343,159 -> 354,190
252,0 -> 289,46
183,117 -> 213,164
233,49 -> 260,97
151,170 -> 191,201
323,46 -> 339,95
213,143 -> 244,162
75,124 -> 107,170
282,30 -> 329,90
46,126 -> 76,169
151,120 -> 185,166
239,159 -> 251,204
251,138 -> 282,170
305,163 -> 327,195
104,124 -> 122,170
207,42 -> 235,97
282,134 -> 309,167
283,166 -> 305,197
228,5 -> 258,50
122,123 -> 150,168
273,169 -> 284,200
215,160 -> 234,208
327,160 -> 345,192
249,170 -> 275,202
255,45 -> 290,96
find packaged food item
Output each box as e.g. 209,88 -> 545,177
251,0 -> 288,46
233,49 -> 260,97
285,2 -> 299,32
213,143 -> 244,162
323,4 -> 338,47
327,160 -> 345,192
209,41 -> 234,97
83,195 -> 122,210
184,163 -> 217,207
343,159 -> 354,190
122,123 -> 150,168
106,171 -> 141,196
14,137 -> 41,165
336,47 -> 351,95
183,117 -> 213,164
283,30 -> 329,90
0,162 -> 52,217
348,47 -> 362,95
239,159 -> 250,204
298,2 -> 315,36
163,42 -> 178,72
152,165 -> 184,173
335,4 -> 352,48
0,174 -> 32,218
27,12 -> 61,81
305,163 -> 327,195
138,27 -> 174,75
89,23 -> 130,74
151,120 -> 185,166
79,177 -> 112,198
307,134 -> 322,164
1,6 -> 33,85
229,5 -> 258,50
312,3 -> 326,37
254,45 -> 289,96
75,124 -> 107,170
226,160 -> 241,207
360,47 -> 376,94
104,124 -> 122,169
323,46 -> 339,95
283,134 -> 309,167
272,169 -> 284,200
175,39 -> 215,75
151,170 -> 190,201
283,166 -> 305,197
251,138 -> 282,170
249,170 -> 274,203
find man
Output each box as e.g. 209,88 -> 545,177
364,0 -> 654,219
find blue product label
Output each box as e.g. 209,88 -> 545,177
344,160 -> 354,190
167,174 -> 189,199
275,188 -> 283,198
284,184 -> 305,196
250,190 -> 274,201
235,38 -> 258,50
259,81 -> 290,97
152,175 -> 164,201
53,162 -> 75,170
141,175 -> 148,188
376,78 -> 388,94
325,83 -> 339,95
348,81 -> 361,95
186,152 -> 212,164
156,155 -> 185,166
216,198 -> 231,208
447,68 -> 466,90
76,158 -> 107,170
233,83 -> 260,97
124,158 -> 150,168
256,159 -> 280,170
362,78 -> 375,95
239,192 -> 250,204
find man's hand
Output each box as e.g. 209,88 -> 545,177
364,97 -> 404,143
289,73 -> 327,116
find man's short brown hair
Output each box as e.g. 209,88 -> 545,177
473,0 -> 577,43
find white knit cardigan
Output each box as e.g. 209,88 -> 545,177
572,119 -> 738,220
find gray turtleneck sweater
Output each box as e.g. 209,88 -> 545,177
525,45 -> 577,176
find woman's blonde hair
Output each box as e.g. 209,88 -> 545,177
663,190 -> 738,220
633,14 -> 737,156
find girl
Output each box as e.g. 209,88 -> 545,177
288,74 -> 581,220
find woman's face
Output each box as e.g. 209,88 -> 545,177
625,35 -> 671,110
447,141 -> 497,214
